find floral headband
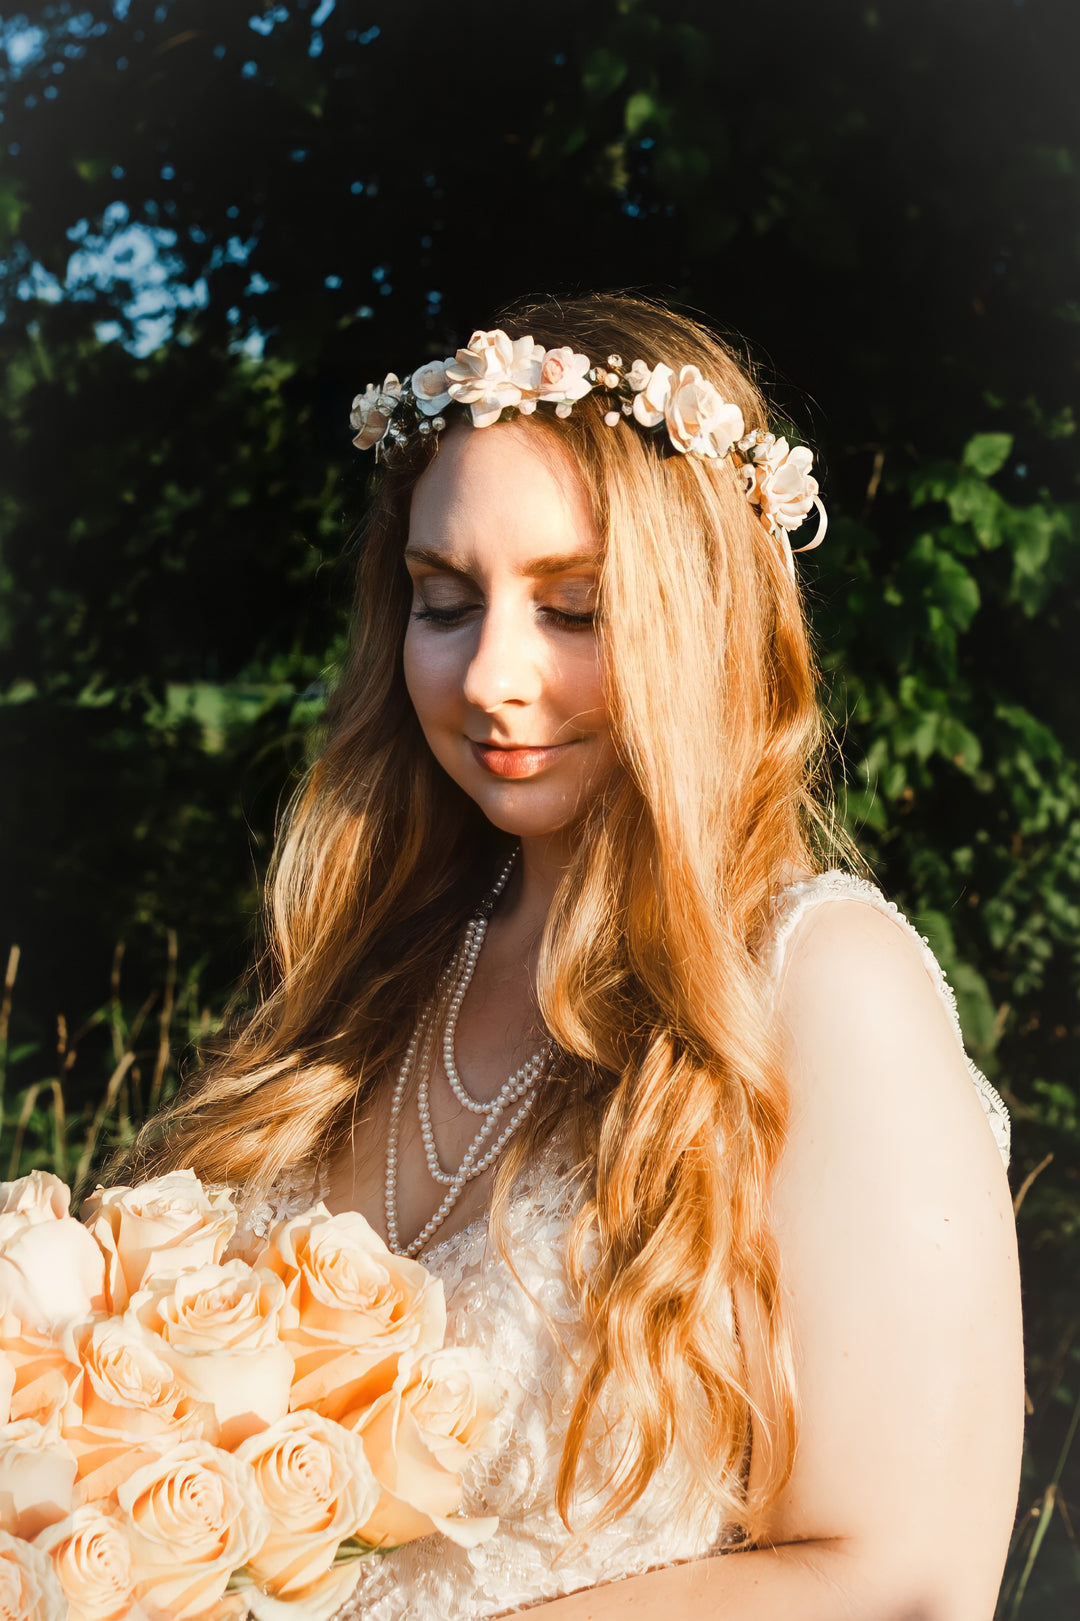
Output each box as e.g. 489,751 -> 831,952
349,327 -> 826,577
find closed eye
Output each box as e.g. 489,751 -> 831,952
411,606 -> 595,630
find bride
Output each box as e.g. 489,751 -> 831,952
125,293 -> 1023,1617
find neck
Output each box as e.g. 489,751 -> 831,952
498,831 -> 573,940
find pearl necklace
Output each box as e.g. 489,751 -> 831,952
384,849 -> 556,1259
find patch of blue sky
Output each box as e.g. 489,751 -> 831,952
17,205 -> 224,356
2,21 -> 47,70
248,6 -> 288,37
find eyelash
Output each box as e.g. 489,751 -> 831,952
412,605 -> 595,630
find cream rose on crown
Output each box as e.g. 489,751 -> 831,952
350,373 -> 403,449
664,364 -> 746,460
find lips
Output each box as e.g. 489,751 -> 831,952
469,739 -> 578,779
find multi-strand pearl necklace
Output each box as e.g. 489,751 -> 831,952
384,848 -> 556,1259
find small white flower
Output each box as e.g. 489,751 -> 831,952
664,365 -> 745,459
625,358 -> 653,393
631,362 -> 674,428
536,346 -> 592,404
411,359 -> 454,417
603,410 -> 621,427
349,374 -> 402,450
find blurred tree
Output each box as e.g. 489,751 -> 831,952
0,1 -> 1077,1609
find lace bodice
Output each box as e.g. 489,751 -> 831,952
248,870 -> 1010,1620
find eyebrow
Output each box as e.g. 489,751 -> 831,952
403,546 -> 599,579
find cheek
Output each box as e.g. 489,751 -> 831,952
402,626 -> 462,729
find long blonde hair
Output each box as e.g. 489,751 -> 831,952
123,291 -> 857,1542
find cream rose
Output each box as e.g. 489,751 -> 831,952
409,359 -> 453,417
118,1440 -> 270,1621
235,1409 -> 380,1621
0,1207 -> 105,1335
345,1348 -> 503,1550
0,1529 -> 67,1621
0,1420 -> 77,1541
630,361 -> 674,428
536,346 -> 592,405
62,1318 -> 206,1503
445,329 -> 523,427
262,1207 -> 445,1421
0,1174 -> 70,1224
128,1261 -> 291,1449
82,1171 -> 237,1314
34,1503 -> 137,1621
81,1172 -> 238,1313
664,365 -> 745,459
745,437 -> 824,539
348,374 -> 401,450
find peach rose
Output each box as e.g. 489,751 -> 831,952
536,346 -> 592,405
349,374 -> 402,451
0,1207 -> 105,1335
630,361 -> 674,428
409,359 -> 453,417
0,1420 -> 77,1541
0,1328 -> 80,1433
262,1207 -> 445,1421
0,1352 -> 13,1428
346,1348 -> 503,1550
117,1440 -> 270,1621
0,1529 -> 67,1621
34,1503 -> 139,1621
235,1410 -> 380,1621
62,1318 -> 206,1503
82,1171 -> 237,1312
0,1174 -> 70,1224
128,1261 -> 291,1450
664,365 -> 745,459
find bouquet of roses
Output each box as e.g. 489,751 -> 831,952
0,1169 -> 505,1621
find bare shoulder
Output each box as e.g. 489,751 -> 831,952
740,889 -> 1024,1606
771,889 -> 1002,1173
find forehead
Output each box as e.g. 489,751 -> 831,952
407,422 -> 598,561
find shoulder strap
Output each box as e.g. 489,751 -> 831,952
764,870 -> 1011,1169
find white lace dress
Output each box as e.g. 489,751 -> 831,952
249,870 -> 1011,1621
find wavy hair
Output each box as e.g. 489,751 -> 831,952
120,291 -> 859,1543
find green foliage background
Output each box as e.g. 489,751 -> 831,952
0,1 -> 1077,1611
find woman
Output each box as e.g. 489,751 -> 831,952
126,293 -> 1023,1618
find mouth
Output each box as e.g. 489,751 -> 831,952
468,738 -> 581,779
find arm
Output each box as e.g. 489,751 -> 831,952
523,897 -> 1025,1620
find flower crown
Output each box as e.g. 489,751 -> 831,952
350,327 -> 826,576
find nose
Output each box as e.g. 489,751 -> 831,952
462,596 -> 545,714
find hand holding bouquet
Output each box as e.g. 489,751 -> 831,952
0,1170 -> 505,1620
